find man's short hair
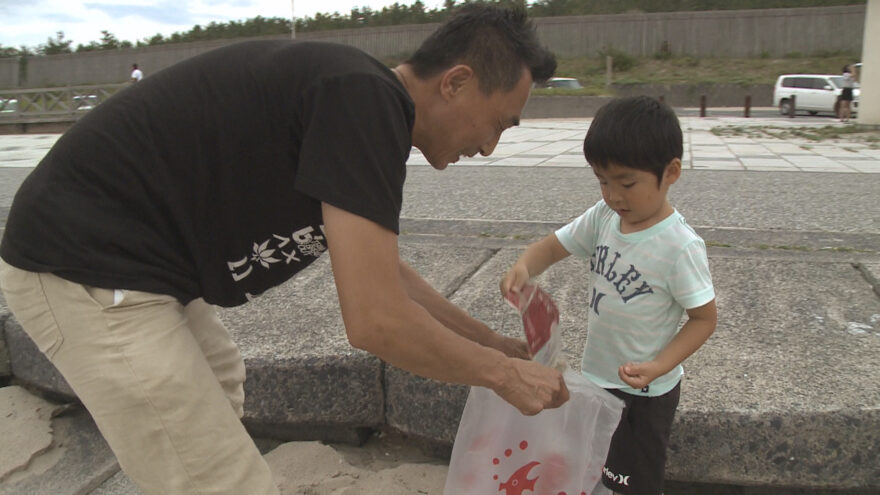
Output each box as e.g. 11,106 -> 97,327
583,96 -> 682,184
405,4 -> 556,94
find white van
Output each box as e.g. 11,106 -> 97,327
772,74 -> 859,116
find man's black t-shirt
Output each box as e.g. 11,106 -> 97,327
0,41 -> 415,307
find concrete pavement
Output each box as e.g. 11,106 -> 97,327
1,113 -> 879,494
2,111 -> 879,173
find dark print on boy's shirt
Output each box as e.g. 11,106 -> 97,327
588,244 -> 654,315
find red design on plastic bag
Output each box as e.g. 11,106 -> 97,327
498,460 -> 539,494
490,438 -> 585,494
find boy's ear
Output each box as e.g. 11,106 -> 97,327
664,158 -> 682,185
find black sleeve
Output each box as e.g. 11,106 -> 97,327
294,72 -> 413,234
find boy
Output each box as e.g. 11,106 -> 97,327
500,96 -> 717,495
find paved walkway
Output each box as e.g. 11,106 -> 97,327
410,113 -> 880,173
1,113 -> 879,494
2,113 -> 879,173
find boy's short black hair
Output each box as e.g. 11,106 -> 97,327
405,4 -> 556,95
583,96 -> 682,184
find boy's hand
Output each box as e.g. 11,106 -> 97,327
618,361 -> 663,390
500,263 -> 530,298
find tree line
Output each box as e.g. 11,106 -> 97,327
0,0 -> 864,58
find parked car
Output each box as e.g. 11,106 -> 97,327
0,98 -> 18,113
535,77 -> 583,89
73,95 -> 99,111
773,74 -> 859,116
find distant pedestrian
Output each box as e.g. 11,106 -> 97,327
838,64 -> 857,122
130,63 -> 143,83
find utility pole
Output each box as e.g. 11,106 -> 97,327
858,0 -> 877,125
291,0 -> 296,39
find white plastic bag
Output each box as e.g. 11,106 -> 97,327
443,369 -> 624,495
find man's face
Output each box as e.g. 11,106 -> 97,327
421,67 -> 532,170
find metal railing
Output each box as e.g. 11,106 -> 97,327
0,84 -> 127,124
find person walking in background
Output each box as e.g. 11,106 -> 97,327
500,96 -> 717,495
838,64 -> 858,122
0,5 -> 567,494
130,63 -> 143,82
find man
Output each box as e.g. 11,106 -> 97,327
130,63 -> 143,82
0,5 -> 568,494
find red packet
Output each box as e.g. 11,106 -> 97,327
505,283 -> 563,367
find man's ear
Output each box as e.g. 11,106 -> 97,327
664,158 -> 682,185
439,64 -> 475,101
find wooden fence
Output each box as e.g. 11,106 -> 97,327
0,84 -> 126,128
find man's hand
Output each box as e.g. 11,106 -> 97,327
494,359 -> 569,415
618,361 -> 663,390
486,333 -> 530,360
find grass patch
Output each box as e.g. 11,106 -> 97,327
548,52 -> 859,95
710,125 -> 880,146
753,244 -> 811,251
530,86 -> 612,97
818,246 -> 873,253
749,244 -> 874,253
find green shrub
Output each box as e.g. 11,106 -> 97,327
653,41 -> 673,60
682,56 -> 700,67
598,46 -> 638,71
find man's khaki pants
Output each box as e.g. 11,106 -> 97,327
0,260 -> 279,494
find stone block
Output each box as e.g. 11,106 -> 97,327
89,470 -> 142,495
669,409 -> 880,488
384,366 -> 468,448
381,245 -> 505,448
0,315 -> 10,380
5,318 -> 76,401
668,257 -> 880,489
221,244 -> 496,441
219,256 -> 384,436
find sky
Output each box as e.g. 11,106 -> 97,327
0,0 -> 448,49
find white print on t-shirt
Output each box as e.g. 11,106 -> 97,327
602,465 -> 631,486
226,225 -> 326,282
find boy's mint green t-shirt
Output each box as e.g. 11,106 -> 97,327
555,200 -> 715,397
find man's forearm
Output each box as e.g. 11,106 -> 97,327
398,260 -> 496,346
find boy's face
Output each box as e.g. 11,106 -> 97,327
593,160 -> 681,233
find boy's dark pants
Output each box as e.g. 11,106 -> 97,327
601,382 -> 681,495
